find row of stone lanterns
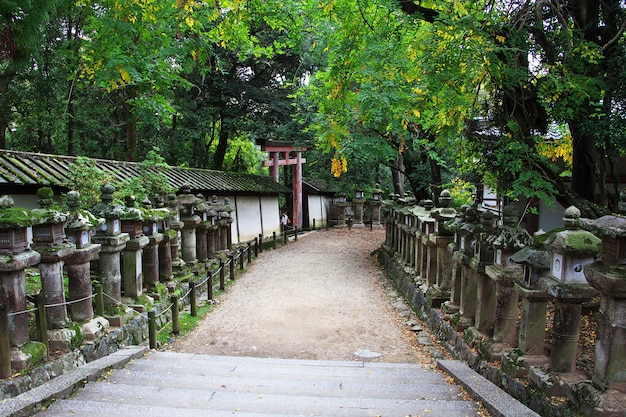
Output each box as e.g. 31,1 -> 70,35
334,185 -> 383,229
0,183 -> 234,373
382,191 -> 626,413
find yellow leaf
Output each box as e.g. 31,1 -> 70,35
119,68 -> 131,83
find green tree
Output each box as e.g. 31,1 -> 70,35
0,0 -> 62,148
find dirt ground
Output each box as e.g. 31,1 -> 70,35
166,228 -> 445,365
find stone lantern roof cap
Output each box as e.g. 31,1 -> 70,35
579,215 -> 626,239
31,187 -> 68,224
120,195 -> 143,221
66,191 -> 104,230
544,229 -> 601,255
510,246 -> 551,269
177,184 -> 198,207
91,183 -> 125,219
544,205 -> 601,255
487,203 -> 532,249
0,195 -> 38,228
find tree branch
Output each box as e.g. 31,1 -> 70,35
397,0 -> 439,23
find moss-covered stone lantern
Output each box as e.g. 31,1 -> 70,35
64,190 -> 104,330
0,195 -> 40,360
540,205 -> 600,374
31,187 -> 68,247
194,194 -> 211,267
91,183 -> 130,312
545,206 -> 600,285
31,188 -> 75,333
579,214 -> 626,392
177,184 -> 201,265
485,203 -> 532,352
430,190 -> 457,294
121,196 -> 144,238
0,195 -> 36,255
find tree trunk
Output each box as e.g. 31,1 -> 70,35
67,101 -> 75,155
390,156 -> 404,196
212,112 -> 228,171
569,124 -> 600,203
125,87 -> 138,162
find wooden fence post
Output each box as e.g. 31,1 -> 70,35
207,271 -> 214,301
148,310 -> 156,349
247,241 -> 252,264
35,294 -> 49,361
229,254 -> 235,280
189,280 -> 197,317
171,294 -> 180,335
0,305 -> 11,378
219,259 -> 225,290
94,282 -> 105,317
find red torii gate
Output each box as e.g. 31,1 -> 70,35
257,139 -> 306,230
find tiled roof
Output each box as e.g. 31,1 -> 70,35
0,150 -> 289,195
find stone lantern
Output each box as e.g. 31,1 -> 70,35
370,184 -> 383,229
541,206 -> 600,374
430,190 -> 457,294
120,196 -> 149,299
31,187 -> 74,331
194,194 -> 210,265
442,205 -> 469,315
219,198 -> 235,251
64,190 -> 103,330
335,193 -> 348,228
579,214 -> 626,392
352,188 -> 366,228
510,245 -> 551,359
177,184 -> 201,265
419,200 -> 436,287
91,183 -> 130,311
207,196 -> 220,258
0,196 -> 40,357
454,205 -> 480,330
140,198 -> 164,289
154,196 -> 174,283
470,210 -> 498,336
485,203 -> 532,353
167,193 -> 185,271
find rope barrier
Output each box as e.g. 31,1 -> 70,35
101,292 -> 149,320
7,307 -> 38,318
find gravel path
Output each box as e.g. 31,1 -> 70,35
166,228 -> 447,364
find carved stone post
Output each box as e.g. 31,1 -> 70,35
541,206 -> 600,374
177,185 -> 201,266
580,214 -> 626,392
140,199 -> 164,289
31,188 -> 74,329
64,190 -> 104,339
0,196 -> 40,356
91,184 -> 130,311
121,196 -> 149,299
484,203 -> 532,357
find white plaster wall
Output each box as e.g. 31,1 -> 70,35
233,196 -> 260,243
538,199 -> 566,233
260,196 -> 280,239
231,195 -> 280,243
307,195 -> 329,228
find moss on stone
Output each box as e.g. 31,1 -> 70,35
0,207 -> 39,228
22,341 -> 47,368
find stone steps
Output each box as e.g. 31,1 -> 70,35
35,350 -> 480,417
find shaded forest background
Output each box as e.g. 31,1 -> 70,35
1,0 -> 625,214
